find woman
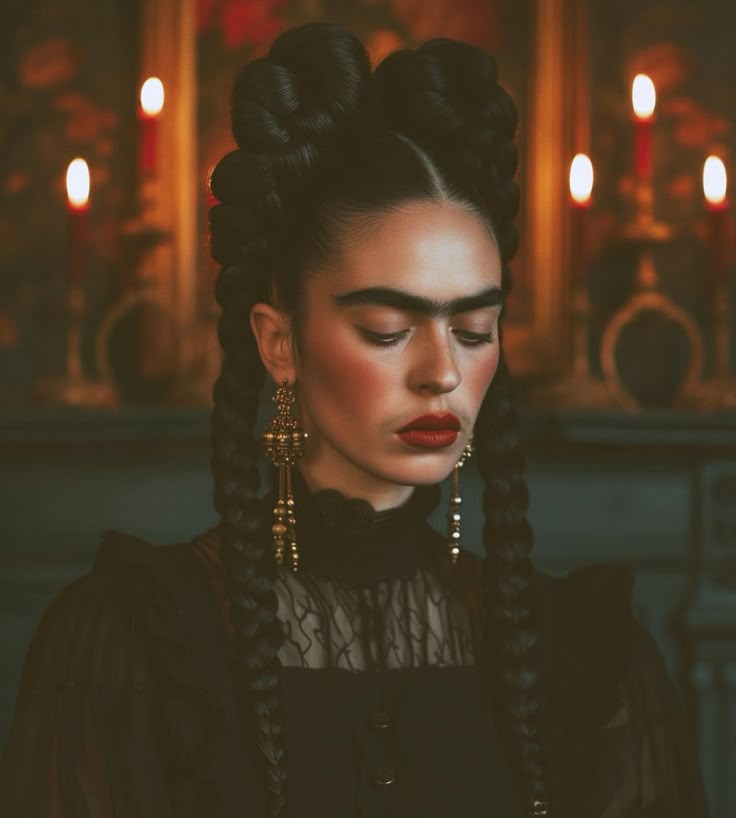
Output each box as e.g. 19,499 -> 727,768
1,22 -> 707,818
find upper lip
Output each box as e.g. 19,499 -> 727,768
398,413 -> 461,432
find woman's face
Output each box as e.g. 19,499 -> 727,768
293,200 -> 504,509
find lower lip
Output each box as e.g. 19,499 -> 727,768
397,429 -> 458,448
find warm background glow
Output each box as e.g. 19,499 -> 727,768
140,77 -> 164,116
632,74 -> 656,119
66,158 -> 90,208
569,153 -> 594,204
703,155 -> 728,206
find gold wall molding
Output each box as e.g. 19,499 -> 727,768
139,0 -> 198,376
505,0 -> 589,374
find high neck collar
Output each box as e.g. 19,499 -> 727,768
262,467 -> 442,585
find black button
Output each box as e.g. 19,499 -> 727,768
373,764 -> 395,785
372,710 -> 390,729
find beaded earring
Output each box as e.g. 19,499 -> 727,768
261,378 -> 307,571
448,433 -> 474,564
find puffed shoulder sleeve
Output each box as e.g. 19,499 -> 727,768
621,617 -> 709,818
539,563 -> 709,818
0,532 -> 174,818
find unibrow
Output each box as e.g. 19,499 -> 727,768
332,286 -> 503,319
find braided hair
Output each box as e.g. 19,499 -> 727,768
208,21 -> 547,817
374,41 -> 546,813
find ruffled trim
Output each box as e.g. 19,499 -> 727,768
536,562 -> 636,816
94,530 -> 227,797
285,466 -> 441,538
261,467 -> 442,584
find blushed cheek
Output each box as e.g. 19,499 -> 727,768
469,348 -> 500,408
301,329 -> 393,422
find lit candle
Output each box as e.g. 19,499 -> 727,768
66,158 -> 90,288
569,153 -> 594,284
139,77 -> 164,176
703,155 -> 729,280
632,74 -> 656,180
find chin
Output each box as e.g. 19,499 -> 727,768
368,455 -> 459,487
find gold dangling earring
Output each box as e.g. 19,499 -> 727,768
262,378 -> 308,572
448,433 -> 473,564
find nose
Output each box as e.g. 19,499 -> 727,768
409,325 -> 462,394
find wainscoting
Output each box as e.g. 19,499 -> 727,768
1,407 -> 734,814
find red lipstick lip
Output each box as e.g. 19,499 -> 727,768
397,413 -> 461,432
397,430 -> 458,449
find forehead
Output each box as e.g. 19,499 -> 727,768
312,201 -> 502,298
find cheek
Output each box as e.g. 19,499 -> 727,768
465,346 -> 500,405
300,326 -> 396,418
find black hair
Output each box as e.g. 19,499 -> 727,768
208,21 -> 546,817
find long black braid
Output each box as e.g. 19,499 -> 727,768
374,41 -> 546,812
209,24 -> 374,817
209,22 -> 548,817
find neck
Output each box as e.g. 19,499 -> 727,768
296,461 -> 415,511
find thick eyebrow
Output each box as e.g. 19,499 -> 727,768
332,285 -> 503,319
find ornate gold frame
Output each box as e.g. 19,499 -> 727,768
504,0 -> 588,374
136,0 -> 198,374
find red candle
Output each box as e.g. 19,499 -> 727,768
569,153 -> 594,284
66,158 -> 90,288
139,77 -> 164,176
703,155 -> 729,280
632,74 -> 656,180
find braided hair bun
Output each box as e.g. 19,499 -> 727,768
375,38 -> 520,270
231,23 -> 374,176
209,23 -> 375,295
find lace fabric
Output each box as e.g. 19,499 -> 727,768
274,565 -> 476,670
261,468 -> 478,671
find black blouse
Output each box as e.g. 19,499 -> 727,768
0,471 -> 708,818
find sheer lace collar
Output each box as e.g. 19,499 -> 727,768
261,467 -> 442,586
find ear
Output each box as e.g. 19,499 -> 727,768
249,302 -> 296,385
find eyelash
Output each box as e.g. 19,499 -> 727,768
359,329 -> 495,348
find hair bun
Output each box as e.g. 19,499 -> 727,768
269,22 -> 374,120
374,37 -> 520,258
231,22 -> 374,177
419,38 -> 500,121
210,150 -> 279,209
375,38 -> 516,148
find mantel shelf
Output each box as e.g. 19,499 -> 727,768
2,405 -> 735,450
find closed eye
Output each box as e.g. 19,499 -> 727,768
358,328 -> 495,348
455,330 -> 495,346
358,329 -> 409,347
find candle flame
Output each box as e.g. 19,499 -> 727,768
569,153 -> 594,204
66,158 -> 90,208
140,77 -> 164,116
632,74 -> 656,119
703,156 -> 727,205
